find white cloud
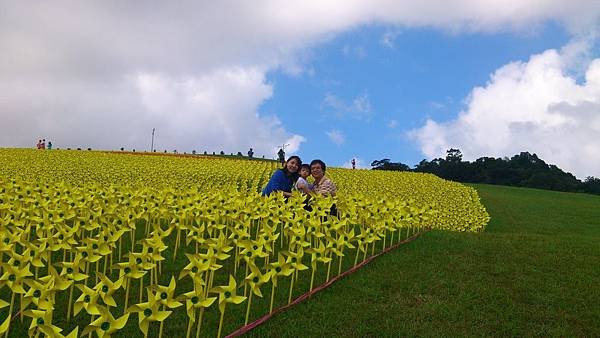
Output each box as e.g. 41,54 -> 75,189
410,44 -> 600,178
342,157 -> 369,169
342,45 -> 367,59
323,92 -> 373,121
380,30 -> 401,48
388,119 -> 399,129
326,129 -> 346,145
1,1 -> 599,155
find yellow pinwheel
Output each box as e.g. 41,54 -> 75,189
334,229 -> 356,275
243,263 -> 270,325
126,248 -> 156,302
284,247 -> 308,303
151,276 -> 183,338
306,240 -> 332,291
59,252 -> 89,322
1,262 -> 33,294
73,284 -> 101,316
94,273 -> 124,308
127,292 -> 172,338
59,254 -> 88,282
81,308 -> 129,338
43,265 -> 73,293
179,253 -> 210,284
287,226 -> 311,250
22,240 -> 49,274
177,286 -> 216,338
212,231 -> 234,261
23,278 -> 55,311
239,239 -> 268,266
210,275 -> 246,338
114,255 -> 147,311
267,253 -> 294,313
22,309 -> 63,338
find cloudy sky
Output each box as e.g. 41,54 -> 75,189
1,1 -> 599,178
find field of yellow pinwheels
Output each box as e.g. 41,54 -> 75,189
0,148 -> 488,337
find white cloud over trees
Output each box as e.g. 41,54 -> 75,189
410,44 -> 600,178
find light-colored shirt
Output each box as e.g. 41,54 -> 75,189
295,177 -> 313,191
312,176 -> 336,196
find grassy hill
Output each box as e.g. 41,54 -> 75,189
247,184 -> 600,337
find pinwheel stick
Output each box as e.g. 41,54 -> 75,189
131,229 -> 136,251
103,255 -> 108,276
5,292 -> 15,337
20,294 -> 24,322
310,265 -> 317,292
338,253 -> 344,276
95,261 -> 100,284
195,307 -> 205,338
269,285 -> 276,313
288,274 -> 295,304
186,314 -> 193,338
244,264 -> 249,296
85,262 -> 90,285
159,305 -> 165,338
173,229 -> 181,262
139,274 -> 144,302
124,278 -> 130,313
67,284 -> 74,322
89,315 -> 95,338
354,245 -> 361,266
217,306 -> 226,338
244,291 -> 253,325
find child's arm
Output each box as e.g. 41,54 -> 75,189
297,180 -> 312,194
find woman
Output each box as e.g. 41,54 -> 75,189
262,156 -> 301,197
309,159 -> 336,196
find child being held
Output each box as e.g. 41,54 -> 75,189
295,164 -> 313,194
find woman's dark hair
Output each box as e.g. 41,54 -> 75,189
282,156 -> 302,175
300,164 -> 311,172
310,159 -> 326,172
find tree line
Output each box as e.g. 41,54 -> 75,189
371,149 -> 600,195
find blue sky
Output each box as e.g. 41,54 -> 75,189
263,23 -> 572,168
1,2 -> 599,177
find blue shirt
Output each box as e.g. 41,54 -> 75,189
262,169 -> 295,196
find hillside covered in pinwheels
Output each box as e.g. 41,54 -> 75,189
0,148 -> 488,337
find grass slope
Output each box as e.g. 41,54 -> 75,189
247,184 -> 600,337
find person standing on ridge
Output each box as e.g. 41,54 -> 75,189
277,148 -> 285,166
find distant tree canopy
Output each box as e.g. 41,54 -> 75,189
371,149 -> 598,195
371,159 -> 410,171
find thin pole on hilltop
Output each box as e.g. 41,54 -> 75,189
151,128 -> 155,152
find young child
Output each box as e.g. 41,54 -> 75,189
295,164 -> 313,194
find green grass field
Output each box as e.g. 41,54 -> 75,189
246,184 -> 600,337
